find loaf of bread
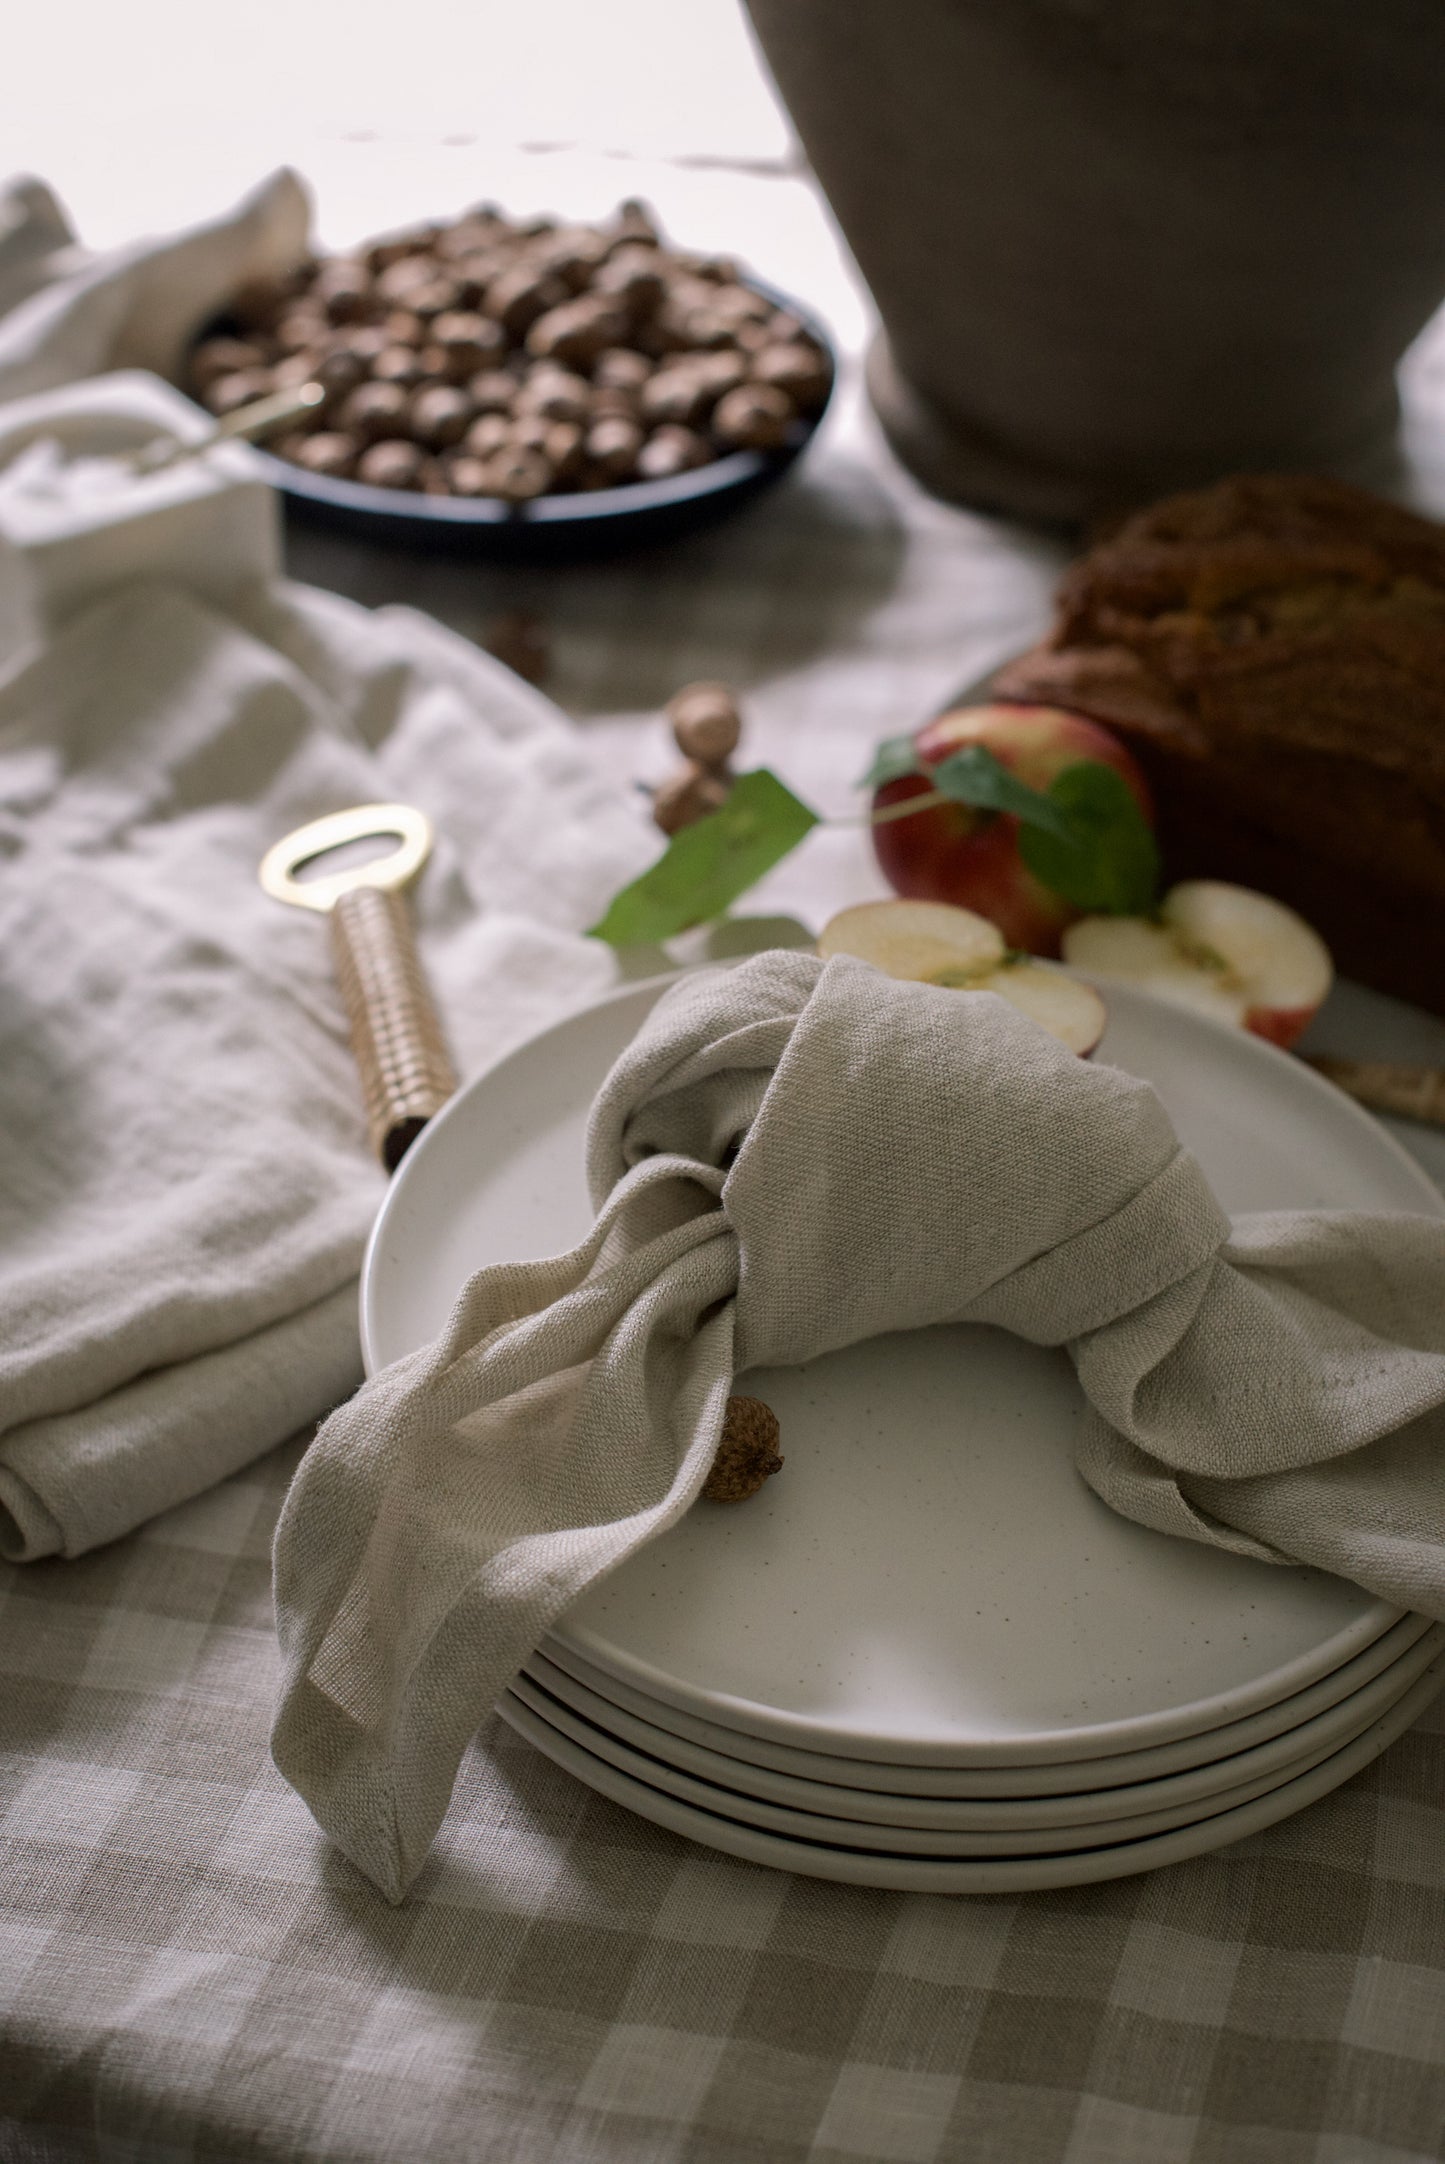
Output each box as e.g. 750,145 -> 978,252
994,473 -> 1445,1013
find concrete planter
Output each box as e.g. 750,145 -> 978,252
746,0 -> 1445,522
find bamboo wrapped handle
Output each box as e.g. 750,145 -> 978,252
1306,1056 -> 1445,1130
331,886 -> 458,1170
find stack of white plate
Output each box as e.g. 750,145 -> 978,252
364,976 -> 1445,1893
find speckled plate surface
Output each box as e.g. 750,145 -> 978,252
363,976 -> 1442,1767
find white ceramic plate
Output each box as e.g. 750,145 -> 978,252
524,1620 -> 1445,1831
506,1633 -> 1440,1855
496,1651 -> 1445,1893
364,976 -> 1441,1765
535,1613 -> 1438,1797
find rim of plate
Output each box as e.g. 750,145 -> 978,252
535,1614 -> 1438,1795
495,1651 -> 1445,1894
505,1641 -> 1433,1855
524,1619 -> 1445,1830
360,972 -> 681,1372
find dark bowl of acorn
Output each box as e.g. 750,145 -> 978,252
185,199 -> 835,562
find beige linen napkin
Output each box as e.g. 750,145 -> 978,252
0,179 -> 653,1563
271,950 -> 1445,1899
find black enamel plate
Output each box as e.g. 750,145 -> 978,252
191,279 -> 835,564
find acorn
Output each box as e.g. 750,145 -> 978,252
703,1397 -> 784,1503
667,681 -> 742,769
651,761 -> 730,835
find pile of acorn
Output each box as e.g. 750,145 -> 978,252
188,200 -> 831,502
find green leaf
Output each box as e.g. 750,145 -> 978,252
858,734 -> 923,790
588,769 -> 820,946
928,746 -> 1077,841
1019,762 -> 1161,915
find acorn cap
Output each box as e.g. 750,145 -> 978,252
667,680 -> 742,768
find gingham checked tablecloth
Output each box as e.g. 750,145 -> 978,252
5,174 -> 1445,2161
5,1435 -> 1445,2164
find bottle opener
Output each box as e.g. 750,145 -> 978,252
260,802 -> 457,1170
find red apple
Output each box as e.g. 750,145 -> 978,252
818,900 -> 1108,1055
1062,881 -> 1333,1049
871,702 -> 1153,956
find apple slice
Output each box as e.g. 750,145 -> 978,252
1164,881 -> 1333,1047
819,899 -> 1006,984
1060,914 -> 1250,1030
818,900 -> 1107,1055
982,959 -> 1109,1055
1062,881 -> 1332,1049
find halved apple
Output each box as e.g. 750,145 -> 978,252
1062,881 -> 1332,1048
818,900 -> 1107,1055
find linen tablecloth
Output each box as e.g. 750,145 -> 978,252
5,153 -> 1445,2164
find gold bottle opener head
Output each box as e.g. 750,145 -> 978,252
259,802 -> 454,1169
259,802 -> 434,913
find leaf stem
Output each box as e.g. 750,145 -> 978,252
845,789 -> 952,828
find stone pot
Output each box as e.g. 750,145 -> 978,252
745,0 -> 1445,523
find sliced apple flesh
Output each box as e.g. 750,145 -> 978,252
983,960 -> 1108,1053
819,899 -> 1007,984
818,900 -> 1107,1056
1062,881 -> 1332,1049
1061,915 -> 1250,1031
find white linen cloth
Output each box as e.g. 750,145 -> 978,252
272,949 -> 1445,1899
0,173 -> 653,1561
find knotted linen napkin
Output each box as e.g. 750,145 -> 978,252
271,948 -> 1445,1898
0,172 -> 652,1562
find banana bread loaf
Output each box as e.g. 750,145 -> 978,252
994,473 -> 1445,1013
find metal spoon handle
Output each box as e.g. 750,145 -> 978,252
330,886 -> 458,1170
132,381 -> 325,475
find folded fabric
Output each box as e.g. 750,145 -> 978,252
271,949 -> 1445,1898
0,167 -> 308,670
0,169 -> 308,406
0,177 -> 654,1563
